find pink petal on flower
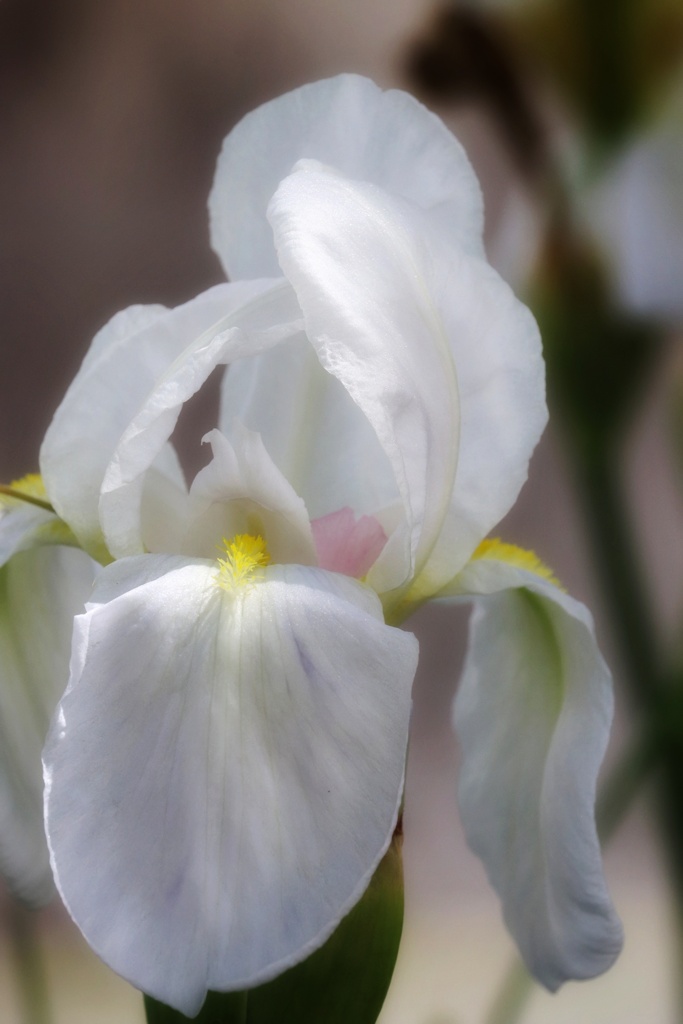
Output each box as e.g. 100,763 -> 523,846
312,507 -> 388,578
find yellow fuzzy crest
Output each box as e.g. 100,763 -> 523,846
215,534 -> 271,591
473,538 -> 563,588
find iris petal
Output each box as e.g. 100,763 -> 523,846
40,286 -> 239,560
188,424 -> 317,566
99,281 -> 303,559
450,556 -> 623,988
44,557 -> 417,1015
414,247 -> 546,595
268,161 -> 461,592
209,73 -> 484,280
220,334 -> 398,522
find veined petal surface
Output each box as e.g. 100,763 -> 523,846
450,556 -> 623,988
268,162 -> 460,593
44,557 -> 417,1015
209,73 -> 484,280
0,545 -> 94,904
99,280 -> 303,559
187,425 -> 317,565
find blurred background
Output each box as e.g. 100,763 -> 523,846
1,0 -> 682,1021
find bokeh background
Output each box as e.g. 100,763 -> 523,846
2,1 -> 682,1021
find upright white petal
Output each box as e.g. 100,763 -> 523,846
219,334 -> 398,521
209,74 -> 484,280
40,281 -> 283,560
99,281 -> 303,559
139,442 -> 189,556
40,285 -> 232,558
225,174 -> 544,603
413,245 -> 546,598
0,545 -> 94,904
44,556 -> 417,1015
449,555 -> 623,988
187,425 -> 317,566
268,162 -> 461,592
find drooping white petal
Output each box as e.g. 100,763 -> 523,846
268,162 -> 461,592
449,556 -> 623,988
187,425 -> 317,565
0,545 -> 95,904
99,280 -> 303,559
209,74 -> 484,280
40,281 -> 281,560
219,334 -> 398,521
44,556 -> 417,1015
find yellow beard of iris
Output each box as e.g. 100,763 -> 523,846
473,537 -> 564,589
215,534 -> 271,591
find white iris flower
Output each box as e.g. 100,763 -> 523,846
2,75 -> 622,1015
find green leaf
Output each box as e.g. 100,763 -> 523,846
144,833 -> 404,1024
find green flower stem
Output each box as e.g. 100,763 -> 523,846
566,0 -> 642,153
596,726 -> 660,845
575,446 -> 665,708
484,960 -> 532,1024
233,992 -> 249,1024
6,900 -> 52,1024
